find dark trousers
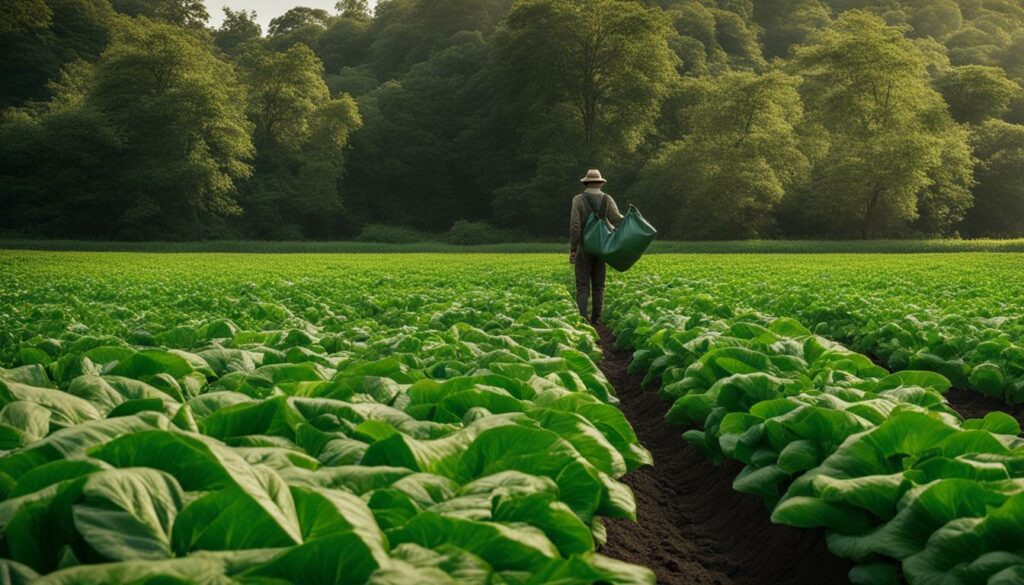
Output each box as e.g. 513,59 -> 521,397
575,251 -> 607,322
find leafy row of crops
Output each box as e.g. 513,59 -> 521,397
612,254 -> 1024,404
0,253 -> 652,584
606,274 -> 1024,584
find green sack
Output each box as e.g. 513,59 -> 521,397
582,198 -> 657,272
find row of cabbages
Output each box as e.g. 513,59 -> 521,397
0,283 -> 653,584
752,282 -> 1024,405
653,263 -> 1024,405
606,275 -> 1024,585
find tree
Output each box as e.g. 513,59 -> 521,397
215,7 -> 261,55
317,16 -> 372,72
633,72 -> 813,239
266,6 -> 331,51
0,0 -> 51,33
268,7 -> 331,36
665,2 -> 764,75
962,120 -> 1024,237
0,0 -> 114,109
345,35 -> 493,232
293,96 -> 362,237
913,37 -> 952,77
325,65 -> 379,96
7,0 -> 1024,241
236,43 -> 361,238
497,0 -> 677,161
791,11 -> 973,238
0,65 -> 122,238
710,7 -> 766,70
1001,31 -> 1024,80
491,0 -> 677,234
753,0 -> 832,59
497,0 -> 679,159
336,0 -> 371,20
907,0 -> 962,40
935,65 -> 1021,124
946,26 -> 1008,67
912,123 -> 974,236
88,18 -> 253,238
110,0 -> 209,28
238,43 -> 330,151
365,0 -> 510,79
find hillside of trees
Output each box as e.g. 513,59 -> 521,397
2,0 -> 1023,241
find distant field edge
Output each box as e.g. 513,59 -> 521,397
3,239 -> 1024,254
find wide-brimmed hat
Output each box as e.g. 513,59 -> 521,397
579,169 -> 607,184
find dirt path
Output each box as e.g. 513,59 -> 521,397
594,324 -> 853,585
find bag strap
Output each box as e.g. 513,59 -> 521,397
581,193 -> 604,219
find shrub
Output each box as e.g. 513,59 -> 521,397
446,220 -> 527,246
355,224 -> 432,244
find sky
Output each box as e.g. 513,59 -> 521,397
205,1 -> 373,30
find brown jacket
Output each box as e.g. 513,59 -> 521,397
570,189 -> 624,252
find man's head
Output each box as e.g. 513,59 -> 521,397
579,169 -> 607,188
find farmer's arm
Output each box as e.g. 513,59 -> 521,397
606,195 -> 625,228
569,196 -> 582,252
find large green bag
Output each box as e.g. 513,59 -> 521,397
581,195 -> 657,272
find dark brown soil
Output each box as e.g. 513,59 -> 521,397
944,388 -> 1024,432
595,324 -> 853,585
865,353 -> 1024,431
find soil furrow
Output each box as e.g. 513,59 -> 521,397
943,388 -> 1024,430
594,324 -> 853,585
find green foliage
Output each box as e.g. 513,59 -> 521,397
908,122 -> 975,238
109,0 -> 208,28
0,252 -> 654,583
489,0 -> 677,234
935,65 -> 1022,124
497,0 -> 677,160
9,238 -> 1024,253
318,17 -> 373,73
963,120 -> 1024,237
1,15 -> 255,240
4,0 -> 1024,240
605,267 -> 1024,583
268,6 -> 331,37
213,7 -> 260,55
633,71 -> 812,239
609,253 -> 1024,404
753,0 -> 832,59
235,43 -> 360,239
677,2 -> 765,73
446,220 -> 526,245
293,96 -> 363,238
354,224 -> 435,244
0,0 -> 114,109
337,0 -> 371,21
239,43 -> 330,152
0,0 -> 52,34
788,11 -> 971,238
89,17 -> 254,238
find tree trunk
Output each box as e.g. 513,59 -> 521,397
191,207 -> 204,241
862,184 -> 884,239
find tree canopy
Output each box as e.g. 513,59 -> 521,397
2,0 -> 1024,241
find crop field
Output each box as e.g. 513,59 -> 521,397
1,251 -> 1023,585
606,254 -> 1024,585
614,254 -> 1024,405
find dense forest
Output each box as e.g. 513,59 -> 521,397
1,0 -> 1023,241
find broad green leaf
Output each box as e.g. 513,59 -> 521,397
72,468 -> 185,561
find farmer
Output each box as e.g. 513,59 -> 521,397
570,169 -> 624,324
